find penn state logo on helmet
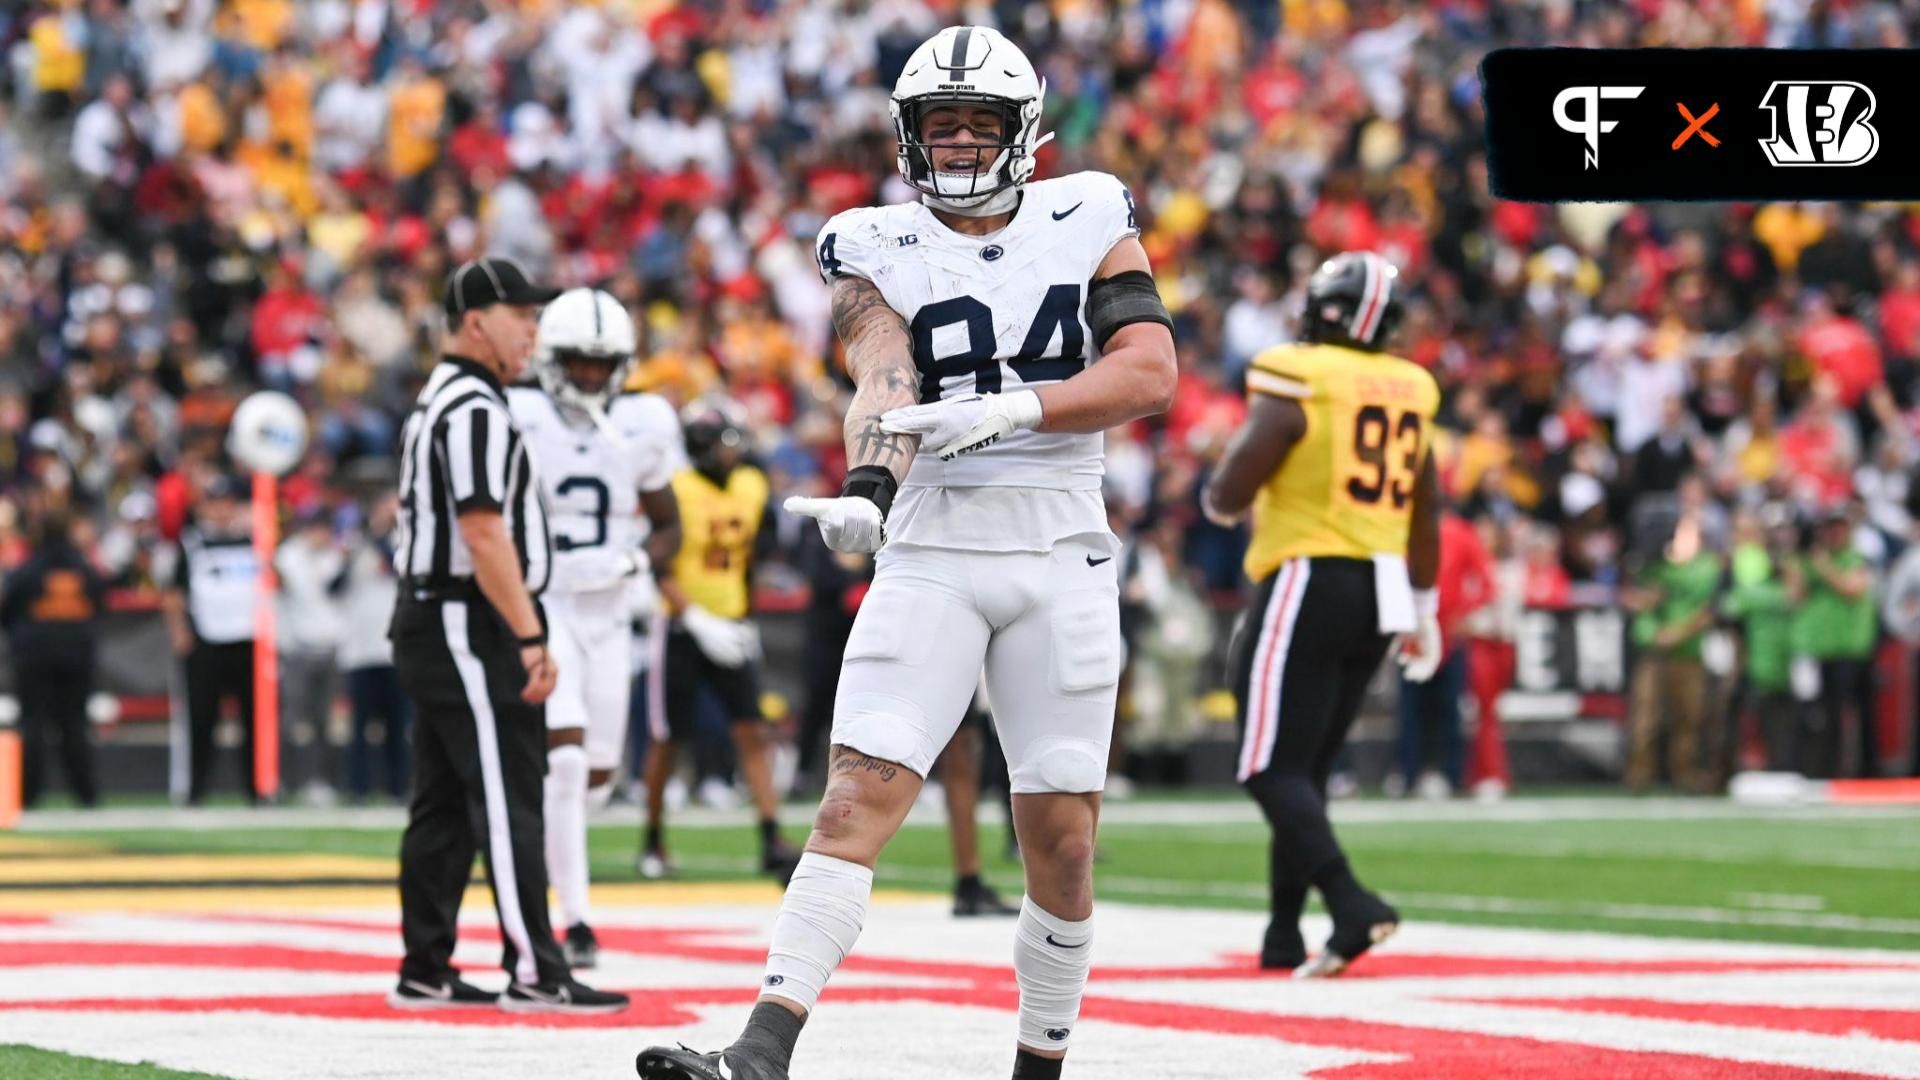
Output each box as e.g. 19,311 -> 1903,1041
534,288 -> 638,413
1302,251 -> 1404,352
890,26 -> 1055,215
227,390 -> 309,476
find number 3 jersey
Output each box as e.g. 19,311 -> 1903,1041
816,171 -> 1141,552
506,389 -> 685,598
1241,342 -> 1441,582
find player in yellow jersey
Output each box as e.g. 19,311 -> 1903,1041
1203,252 -> 1444,978
642,403 -> 802,884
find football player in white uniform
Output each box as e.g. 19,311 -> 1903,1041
508,288 -> 684,969
637,25 -> 1176,1080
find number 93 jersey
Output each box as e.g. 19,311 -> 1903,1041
1241,342 -> 1441,582
815,171 -> 1140,504
507,389 -> 685,598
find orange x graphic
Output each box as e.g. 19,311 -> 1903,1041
1673,102 -> 1721,149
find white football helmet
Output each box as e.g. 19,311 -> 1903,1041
890,25 -> 1053,216
534,287 -> 637,412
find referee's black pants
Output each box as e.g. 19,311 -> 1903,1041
393,596 -> 568,987
186,639 -> 257,803
1232,558 -> 1392,925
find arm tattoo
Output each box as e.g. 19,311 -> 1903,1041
831,276 -> 919,478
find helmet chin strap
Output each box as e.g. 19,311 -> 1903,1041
924,185 -> 1020,217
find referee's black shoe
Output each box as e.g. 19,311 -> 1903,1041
386,974 -> 498,1010
500,978 -> 630,1015
637,1045 -> 786,1080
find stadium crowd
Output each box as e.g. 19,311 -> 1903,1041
2,0 -> 1918,807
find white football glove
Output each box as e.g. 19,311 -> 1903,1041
784,495 -> 885,553
1398,588 -> 1444,683
680,605 -> 756,669
880,390 -> 1043,460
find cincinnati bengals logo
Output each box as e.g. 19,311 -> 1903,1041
1757,81 -> 1879,167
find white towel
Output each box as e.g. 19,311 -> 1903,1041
1373,553 -> 1417,634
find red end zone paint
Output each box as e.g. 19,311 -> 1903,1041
1455,996 -> 1920,1043
0,942 -> 393,973
11,912 -> 1913,1079
1094,952 -> 1920,981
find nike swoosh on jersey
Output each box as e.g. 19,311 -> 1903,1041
1045,933 -> 1087,948
1052,202 -> 1084,221
1085,555 -> 1112,567
403,980 -> 454,1001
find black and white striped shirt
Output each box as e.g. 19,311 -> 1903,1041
394,355 -> 551,595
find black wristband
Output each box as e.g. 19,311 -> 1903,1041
841,465 -> 899,519
518,632 -> 547,648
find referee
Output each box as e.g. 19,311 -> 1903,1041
388,257 -> 627,1015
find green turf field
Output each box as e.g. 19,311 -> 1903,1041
0,1046 -> 232,1079
38,797 -> 1920,952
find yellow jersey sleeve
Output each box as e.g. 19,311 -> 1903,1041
1245,344 -> 1318,400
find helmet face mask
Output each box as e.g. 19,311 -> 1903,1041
893,94 -> 1033,206
546,347 -> 630,408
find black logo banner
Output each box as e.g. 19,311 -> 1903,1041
1483,49 -> 1908,201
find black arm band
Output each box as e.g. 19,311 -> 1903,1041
841,465 -> 899,519
1086,269 -> 1174,350
518,632 -> 547,648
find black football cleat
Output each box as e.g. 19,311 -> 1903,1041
386,974 -> 498,1010
1296,894 -> 1400,979
564,923 -> 600,969
499,978 -> 629,1014
637,1044 -> 788,1080
953,877 -> 1020,917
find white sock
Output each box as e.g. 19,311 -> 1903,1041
1013,897 -> 1093,1052
544,744 -> 591,929
760,852 -> 873,1012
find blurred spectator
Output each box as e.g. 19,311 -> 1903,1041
1723,506 -> 1805,772
1392,509 -> 1493,798
0,508 -> 106,808
341,495 -> 409,804
163,474 -> 260,804
1624,516 -> 1722,792
1795,510 -> 1879,778
274,504 -> 345,805
1123,517 -> 1215,787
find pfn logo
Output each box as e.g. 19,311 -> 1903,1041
1758,81 -> 1878,166
1552,86 -> 1645,170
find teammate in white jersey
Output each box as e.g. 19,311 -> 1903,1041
507,288 -> 684,969
638,25 -> 1176,1080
